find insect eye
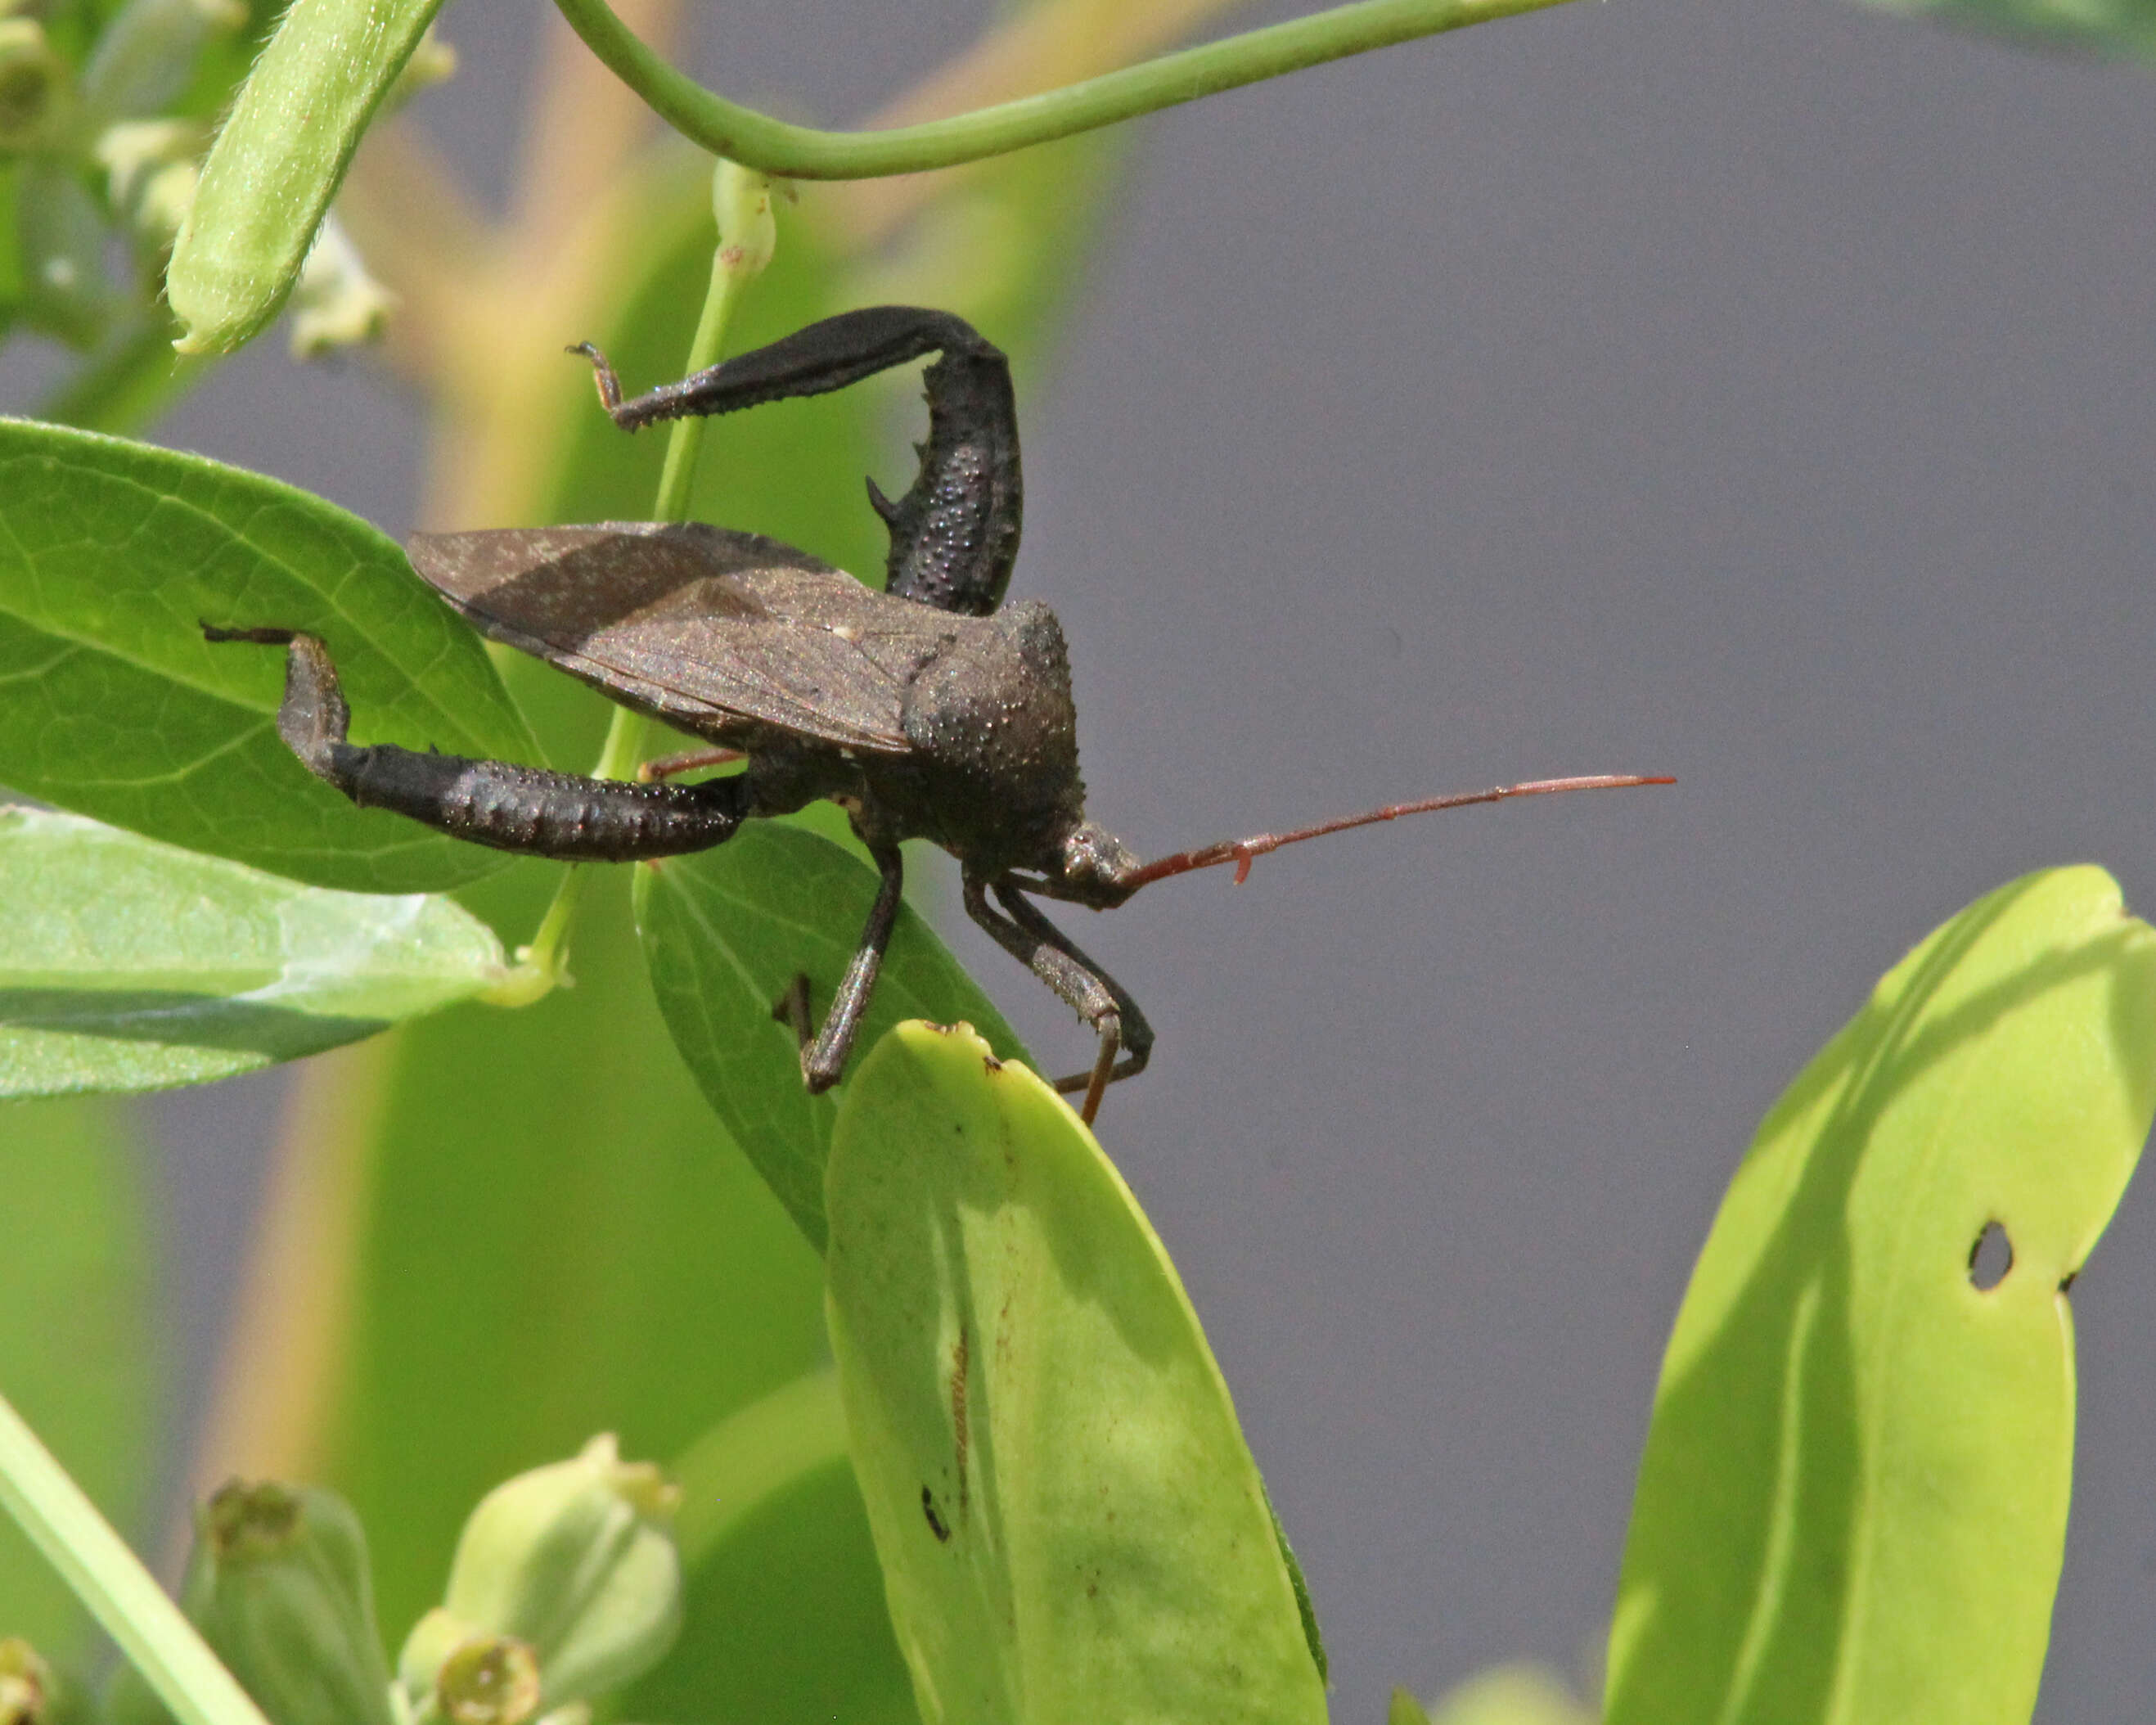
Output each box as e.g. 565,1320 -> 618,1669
1058,822 -> 1139,906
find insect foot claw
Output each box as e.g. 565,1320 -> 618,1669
569,340 -> 624,413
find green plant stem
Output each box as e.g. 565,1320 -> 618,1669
481,862 -> 590,1005
499,166 -> 771,1005
592,163 -> 772,776
552,0 -> 1577,180
650,247 -> 743,523
0,1389 -> 272,1725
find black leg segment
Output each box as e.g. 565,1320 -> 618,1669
575,305 -> 1021,617
801,846 -> 908,1092
204,628 -> 749,862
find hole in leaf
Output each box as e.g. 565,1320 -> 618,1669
1969,1220 -> 2013,1291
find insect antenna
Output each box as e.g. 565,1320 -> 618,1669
1117,773 -> 1675,893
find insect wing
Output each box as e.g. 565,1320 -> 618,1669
407,523 -> 932,752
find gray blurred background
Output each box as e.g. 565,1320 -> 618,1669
79,0 -> 2156,1716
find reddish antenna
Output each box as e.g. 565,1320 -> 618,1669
1119,773 -> 1675,894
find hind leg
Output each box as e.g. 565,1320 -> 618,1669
575,305 -> 1021,616
205,627 -> 749,862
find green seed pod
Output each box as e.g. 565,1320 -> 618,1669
0,1640 -> 52,1725
177,1480 -> 397,1725
397,1437 -> 682,1712
0,19 -> 72,152
164,0 -> 448,353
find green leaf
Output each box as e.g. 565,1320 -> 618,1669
1849,0 -> 2156,62
1264,1489 -> 1327,1682
0,418 -> 538,891
0,807 -> 503,1097
1605,866 -> 2156,1725
166,0 -> 445,353
0,1094 -> 155,1660
323,859 -> 833,1637
635,825 -> 1028,1252
635,1423 -> 916,1725
824,1020 -> 1327,1725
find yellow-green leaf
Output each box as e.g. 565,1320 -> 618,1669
826,1020 -> 1326,1725
0,808 -> 502,1097
0,1095 -> 155,1659
1605,866 -> 2156,1725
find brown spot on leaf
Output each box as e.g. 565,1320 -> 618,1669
951,1325 -> 971,1517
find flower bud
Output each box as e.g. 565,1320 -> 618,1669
20,161 -> 116,348
0,20 -> 70,152
433,1637 -> 539,1725
176,1480 -> 396,1725
80,0 -> 243,124
96,119 -> 202,248
287,214 -> 392,357
0,1641 -> 52,1725
397,1437 -> 681,1712
711,161 -> 776,283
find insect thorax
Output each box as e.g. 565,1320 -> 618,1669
873,598 -> 1086,870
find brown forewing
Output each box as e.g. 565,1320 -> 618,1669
405,522 -> 963,753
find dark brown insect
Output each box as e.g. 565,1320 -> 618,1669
207,308 -> 1667,1122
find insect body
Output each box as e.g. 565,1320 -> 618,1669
208,307 -> 1665,1122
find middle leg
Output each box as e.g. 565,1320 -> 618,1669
790,845 -> 908,1093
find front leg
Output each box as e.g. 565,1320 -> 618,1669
204,628 -> 748,863
576,305 -> 1021,617
962,874 -> 1155,1124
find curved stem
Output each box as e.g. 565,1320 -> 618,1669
553,0 -> 1578,180
0,1389 -> 272,1725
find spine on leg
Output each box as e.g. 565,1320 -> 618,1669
877,348 -> 1020,616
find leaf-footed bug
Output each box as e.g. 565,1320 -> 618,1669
206,307 -> 1668,1123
